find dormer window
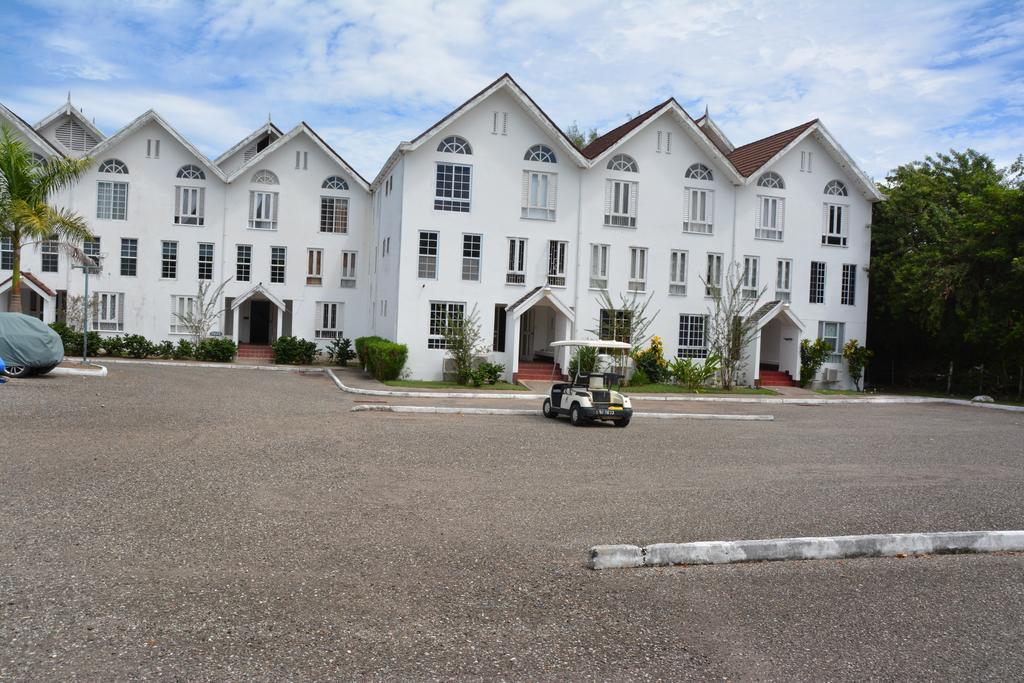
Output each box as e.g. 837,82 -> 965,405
824,180 -> 848,196
437,136 -> 472,154
322,176 -> 349,190
251,169 -> 279,185
607,154 -> 638,172
757,171 -> 785,189
685,163 -> 713,181
524,144 -> 557,163
98,159 -> 129,174
176,164 -> 206,180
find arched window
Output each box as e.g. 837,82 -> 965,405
437,136 -> 472,154
322,176 -> 349,190
176,164 -> 206,180
757,171 -> 785,189
824,180 -> 848,196
251,169 -> 279,185
685,163 -> 713,181
607,154 -> 638,172
30,152 -> 47,166
98,159 -> 129,174
524,144 -> 557,163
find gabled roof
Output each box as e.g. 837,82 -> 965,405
35,99 -> 106,145
0,102 -> 64,157
213,121 -> 284,166
751,300 -> 805,332
230,283 -> 287,311
372,73 -> 590,188
505,285 -> 575,322
85,110 -> 228,181
580,98 -> 745,185
225,122 -> 370,191
729,120 -> 884,201
694,110 -> 735,155
726,120 -> 818,177
0,272 -> 56,298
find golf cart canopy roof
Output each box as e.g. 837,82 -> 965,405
550,339 -> 632,350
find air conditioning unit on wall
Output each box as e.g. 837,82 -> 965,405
824,368 -> 839,382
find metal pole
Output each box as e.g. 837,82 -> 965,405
82,269 -> 89,363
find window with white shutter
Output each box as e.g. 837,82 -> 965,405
776,259 -> 792,301
605,179 -> 638,227
669,250 -> 687,295
683,188 -> 713,234
742,255 -> 759,299
315,302 -> 343,339
755,195 -> 784,240
93,292 -> 124,331
340,251 -> 357,287
590,244 -> 609,290
170,295 -> 196,334
818,321 -> 845,363
628,247 -> 647,292
174,186 -> 205,225
547,240 -> 567,286
506,238 -> 526,285
249,191 -> 278,230
307,248 -> 324,285
705,252 -> 723,296
823,203 -> 848,246
521,171 -> 557,220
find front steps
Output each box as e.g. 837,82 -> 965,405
758,369 -> 798,387
236,343 -> 274,362
515,360 -> 565,382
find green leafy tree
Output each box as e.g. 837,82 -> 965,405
443,304 -> 488,384
0,124 -> 93,312
564,121 -> 598,149
705,262 -> 765,389
842,339 -> 873,391
800,339 -> 832,388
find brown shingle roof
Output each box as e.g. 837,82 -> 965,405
0,271 -> 56,297
580,98 -> 674,159
726,119 -> 818,177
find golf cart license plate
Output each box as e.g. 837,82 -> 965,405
599,407 -> 622,415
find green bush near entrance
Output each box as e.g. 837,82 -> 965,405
271,336 -> 318,365
364,338 -> 408,381
354,336 -> 387,369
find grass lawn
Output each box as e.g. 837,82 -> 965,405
622,384 -> 778,395
383,379 -> 530,391
815,389 -> 865,396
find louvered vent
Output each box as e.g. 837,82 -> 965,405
55,119 -> 97,151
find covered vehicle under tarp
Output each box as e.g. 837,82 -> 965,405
0,313 -> 64,368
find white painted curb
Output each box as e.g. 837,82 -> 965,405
49,364 -> 108,377
588,530 -> 1024,570
350,404 -> 774,421
325,368 -> 544,400
103,358 -> 330,372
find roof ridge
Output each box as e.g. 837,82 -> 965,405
580,97 -> 674,159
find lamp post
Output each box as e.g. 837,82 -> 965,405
71,256 -> 102,364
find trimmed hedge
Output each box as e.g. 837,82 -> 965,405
354,336 -> 387,369
364,338 -> 408,381
48,322 -> 237,362
195,337 -> 237,362
271,336 -> 318,365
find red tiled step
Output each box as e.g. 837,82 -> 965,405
759,369 -> 798,387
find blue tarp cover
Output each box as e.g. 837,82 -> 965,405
0,313 -> 64,367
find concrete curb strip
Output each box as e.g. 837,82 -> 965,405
326,370 -> 1024,411
588,530 -> 1024,570
350,404 -> 774,420
49,364 -> 108,377
104,358 -> 329,372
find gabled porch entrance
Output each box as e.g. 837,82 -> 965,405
504,286 -> 574,382
225,284 -> 291,347
0,272 -> 56,323
746,301 -> 804,387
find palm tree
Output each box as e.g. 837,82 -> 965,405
0,124 -> 93,313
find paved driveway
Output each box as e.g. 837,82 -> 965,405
1,365 -> 1022,680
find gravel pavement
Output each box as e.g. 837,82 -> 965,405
1,365 -> 1022,680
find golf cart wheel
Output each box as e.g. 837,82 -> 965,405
569,404 -> 585,427
542,398 -> 558,419
614,418 -> 631,428
31,364 -> 58,377
3,364 -> 32,378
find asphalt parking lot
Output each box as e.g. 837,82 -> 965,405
1,364 -> 1022,680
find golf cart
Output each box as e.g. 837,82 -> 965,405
541,339 -> 634,427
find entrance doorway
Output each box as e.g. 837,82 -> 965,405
249,301 -> 271,344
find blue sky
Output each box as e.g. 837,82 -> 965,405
1,0 -> 1021,181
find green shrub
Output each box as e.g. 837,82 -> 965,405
327,337 -> 356,366
355,336 -> 387,369
174,339 -> 194,360
568,346 -> 598,379
122,334 -> 156,359
195,337 -> 237,363
472,361 -> 505,386
670,352 -> 722,391
365,338 -> 408,381
271,336 -> 319,365
101,335 -> 124,357
156,341 -> 175,359
628,368 -> 650,386
842,339 -> 873,391
800,338 -> 832,387
632,336 -> 669,383
49,322 -> 81,355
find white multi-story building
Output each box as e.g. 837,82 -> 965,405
1,75 -> 882,388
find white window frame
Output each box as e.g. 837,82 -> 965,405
705,252 -> 723,296
434,162 -> 472,212
742,255 -> 759,299
0,236 -> 12,270
506,237 -> 526,285
755,195 -> 785,241
819,321 -> 846,363
418,231 -> 438,279
678,314 -> 709,359
307,248 -> 323,285
462,234 -> 481,282
810,261 -> 826,304
589,243 -> 609,290
41,241 -> 59,273
628,246 -> 647,293
315,301 -> 343,339
547,240 -> 567,287
97,180 -> 128,221
170,295 -> 196,334
521,171 -> 557,220
340,251 -> 357,288
236,244 -> 252,282
249,190 -> 278,230
823,203 -> 849,246
669,250 -> 687,296
270,246 -> 287,284
775,258 -> 792,302
320,195 -> 348,233
161,240 -> 178,280
428,301 -> 465,349
605,179 -> 638,228
841,264 -> 856,306
198,242 -> 214,281
174,186 -> 205,226
120,238 -> 137,277
683,187 -> 713,234
93,292 -> 124,332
